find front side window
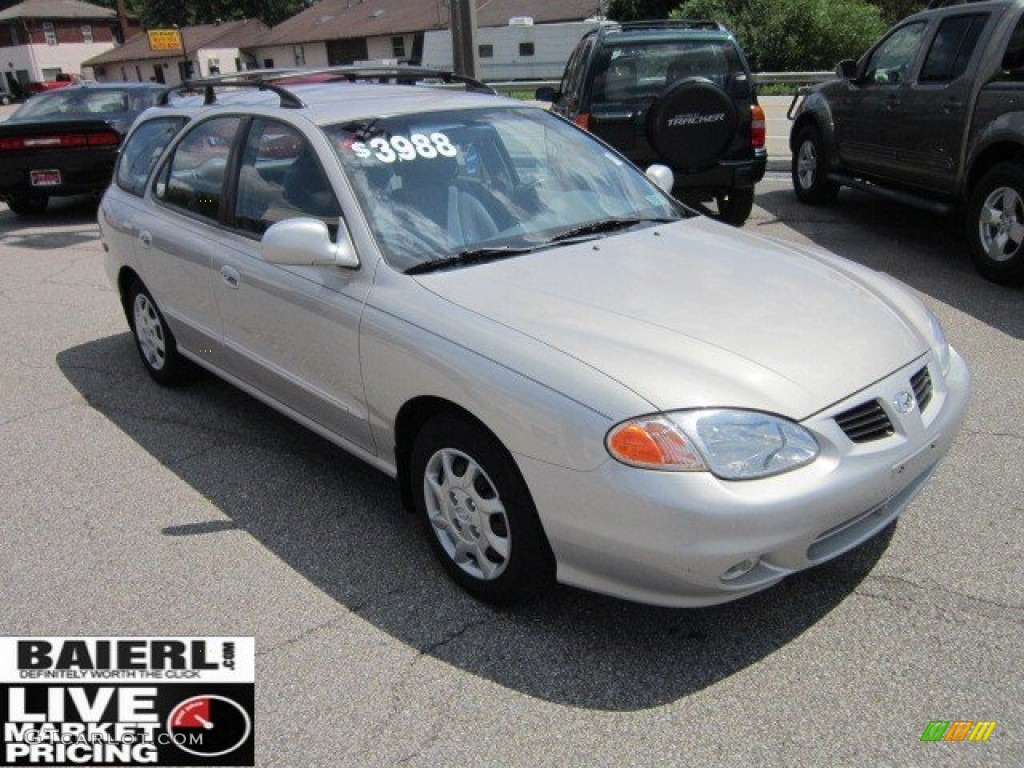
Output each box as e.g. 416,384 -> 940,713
863,21 -> 927,85
154,117 -> 242,221
43,22 -> 56,46
920,14 -> 987,83
116,117 -> 188,196
234,119 -> 341,237
327,107 -> 683,272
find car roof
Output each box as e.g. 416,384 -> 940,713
156,81 -> 527,126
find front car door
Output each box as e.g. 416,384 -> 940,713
833,20 -> 928,177
210,117 -> 376,453
890,11 -> 992,193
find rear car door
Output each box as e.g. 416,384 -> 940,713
143,115 -> 245,360
210,118 -> 376,452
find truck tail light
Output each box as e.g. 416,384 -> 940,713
750,104 -> 766,149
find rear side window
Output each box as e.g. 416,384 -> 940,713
115,117 -> 187,197
920,14 -> 988,83
1002,16 -> 1024,71
153,117 -> 242,221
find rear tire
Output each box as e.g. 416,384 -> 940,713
127,280 -> 193,386
410,413 -> 555,604
967,163 -> 1024,285
792,126 -> 839,205
6,194 -> 49,216
716,187 -> 755,226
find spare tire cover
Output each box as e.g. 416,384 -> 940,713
647,77 -> 738,171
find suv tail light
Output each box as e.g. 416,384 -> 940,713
573,113 -> 590,131
750,104 -> 766,149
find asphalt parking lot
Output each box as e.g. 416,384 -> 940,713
0,119 -> 1021,763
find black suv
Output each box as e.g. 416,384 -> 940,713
538,20 -> 767,226
789,0 -> 1024,284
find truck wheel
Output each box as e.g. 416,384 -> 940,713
968,163 -> 1024,285
716,187 -> 755,226
792,126 -> 839,205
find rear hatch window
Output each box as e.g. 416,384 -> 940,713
591,40 -> 749,103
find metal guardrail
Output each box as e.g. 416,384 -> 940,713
486,71 -> 834,96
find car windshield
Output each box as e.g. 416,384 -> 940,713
325,107 -> 684,272
594,40 -> 745,101
12,88 -> 157,120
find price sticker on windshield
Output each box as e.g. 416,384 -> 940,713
350,132 -> 458,163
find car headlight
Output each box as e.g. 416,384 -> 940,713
607,410 -> 819,480
925,308 -> 951,377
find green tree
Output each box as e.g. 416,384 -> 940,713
872,0 -> 928,24
676,0 -> 887,70
606,0 -> 681,21
130,0 -> 309,28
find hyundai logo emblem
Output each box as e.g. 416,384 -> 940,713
893,391 -> 915,414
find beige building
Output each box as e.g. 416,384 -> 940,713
83,18 -> 269,86
0,0 -> 135,96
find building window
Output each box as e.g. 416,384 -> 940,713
95,66 -> 106,77
519,42 -> 535,57
207,57 -> 220,75
392,35 -> 405,58
479,44 -> 493,58
10,24 -> 19,46
82,25 -> 93,43
293,45 -> 305,66
263,58 -> 274,69
43,22 -> 57,46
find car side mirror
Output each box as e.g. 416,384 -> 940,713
645,164 -> 674,195
261,217 -> 359,269
837,60 -> 858,80
534,86 -> 558,102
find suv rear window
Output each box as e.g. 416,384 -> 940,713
592,40 -> 746,102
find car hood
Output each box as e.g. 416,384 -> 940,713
414,217 -> 927,419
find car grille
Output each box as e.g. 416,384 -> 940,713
911,365 -> 933,413
835,400 -> 894,443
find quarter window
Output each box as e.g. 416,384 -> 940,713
116,117 -> 188,197
234,119 -> 341,237
863,21 -> 927,85
154,117 -> 242,221
920,14 -> 987,82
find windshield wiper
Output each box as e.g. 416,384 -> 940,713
405,246 -> 534,275
545,217 -> 677,245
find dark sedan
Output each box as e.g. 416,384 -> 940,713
0,83 -> 164,215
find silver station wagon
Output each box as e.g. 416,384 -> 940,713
99,68 -> 971,607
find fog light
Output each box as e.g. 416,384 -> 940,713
721,558 -> 760,582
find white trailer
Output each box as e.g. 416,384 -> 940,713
422,18 -> 602,81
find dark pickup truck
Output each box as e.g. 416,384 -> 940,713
789,0 -> 1024,284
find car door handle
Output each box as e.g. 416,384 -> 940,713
219,265 -> 240,288
138,231 -> 152,248
943,100 -> 963,114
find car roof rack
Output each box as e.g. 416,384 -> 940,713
156,65 -> 495,110
599,19 -> 730,36
267,65 -> 496,94
157,78 -> 306,109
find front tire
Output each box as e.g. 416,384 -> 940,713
968,163 -> 1024,285
792,126 -> 839,205
127,280 -> 192,385
716,186 -> 755,226
410,414 -> 555,604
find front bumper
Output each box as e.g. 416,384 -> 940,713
517,349 -> 970,607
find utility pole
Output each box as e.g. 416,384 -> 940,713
450,0 -> 479,79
